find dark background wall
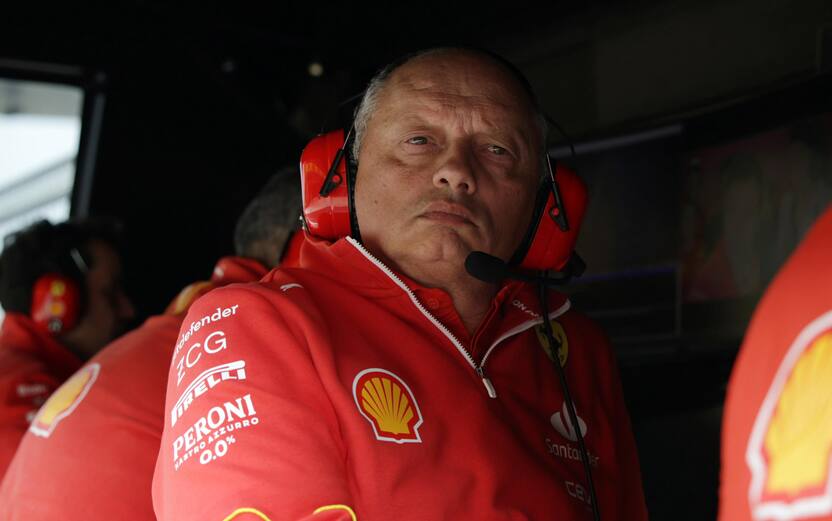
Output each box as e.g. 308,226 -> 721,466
2,2 -> 831,519
3,0 -> 830,314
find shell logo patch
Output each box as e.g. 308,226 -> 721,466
535,320 -> 568,367
747,310 -> 832,520
352,368 -> 423,444
30,363 -> 100,438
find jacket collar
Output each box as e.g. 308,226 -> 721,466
293,236 -> 569,355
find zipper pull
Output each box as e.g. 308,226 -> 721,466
477,366 -> 498,399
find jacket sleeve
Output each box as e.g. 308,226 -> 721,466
152,284 -> 357,521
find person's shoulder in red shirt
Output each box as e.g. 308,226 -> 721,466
0,258 -> 265,520
0,313 -> 82,475
0,171 -> 302,520
720,205 -> 832,521
0,218 -> 135,478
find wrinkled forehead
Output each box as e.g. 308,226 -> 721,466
381,53 -> 539,133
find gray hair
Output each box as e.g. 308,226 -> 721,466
233,167 -> 302,267
351,48 -> 549,178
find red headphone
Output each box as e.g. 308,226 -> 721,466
300,128 -> 587,273
30,247 -> 88,334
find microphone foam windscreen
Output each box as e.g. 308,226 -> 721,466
465,251 -> 509,284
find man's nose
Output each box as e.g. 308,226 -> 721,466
432,144 -> 477,194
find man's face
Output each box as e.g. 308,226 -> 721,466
64,240 -> 135,358
354,53 -> 541,283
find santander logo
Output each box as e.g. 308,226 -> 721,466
550,402 -> 588,442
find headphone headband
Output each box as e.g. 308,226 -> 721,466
69,247 -> 90,274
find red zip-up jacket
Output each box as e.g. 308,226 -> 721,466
153,236 -> 647,521
0,313 -> 82,478
0,257 -> 268,520
719,206 -> 832,521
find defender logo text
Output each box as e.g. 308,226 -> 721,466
171,360 -> 247,427
174,305 -> 239,356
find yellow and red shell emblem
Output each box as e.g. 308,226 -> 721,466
352,368 -> 423,444
30,363 -> 99,438
747,311 -> 832,520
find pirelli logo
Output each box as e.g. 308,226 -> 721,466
171,360 -> 247,427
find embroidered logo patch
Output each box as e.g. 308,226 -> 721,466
535,320 -> 569,367
30,363 -> 100,438
551,401 -> 588,442
747,310 -> 832,521
352,368 -> 423,444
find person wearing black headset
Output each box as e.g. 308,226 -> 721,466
153,48 -> 647,521
0,218 -> 135,477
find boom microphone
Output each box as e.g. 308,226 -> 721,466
464,251 -> 576,286
464,249 -> 600,521
464,251 -> 512,284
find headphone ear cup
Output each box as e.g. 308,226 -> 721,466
31,274 -> 82,334
517,165 -> 588,272
300,129 -> 354,241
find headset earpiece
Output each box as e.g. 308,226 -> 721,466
30,246 -> 90,335
299,129 -> 358,241
30,273 -> 82,334
511,161 -> 588,272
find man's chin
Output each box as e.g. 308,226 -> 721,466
392,235 -> 477,273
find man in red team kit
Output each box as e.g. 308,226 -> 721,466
0,219 -> 135,477
154,48 -> 647,521
0,171 -> 303,520
719,205 -> 832,521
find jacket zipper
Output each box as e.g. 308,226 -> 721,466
346,237 -> 499,398
481,298 -> 571,370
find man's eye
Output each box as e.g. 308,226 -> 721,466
406,136 -> 429,145
487,144 -> 508,155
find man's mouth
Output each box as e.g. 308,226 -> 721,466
420,202 -> 477,226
